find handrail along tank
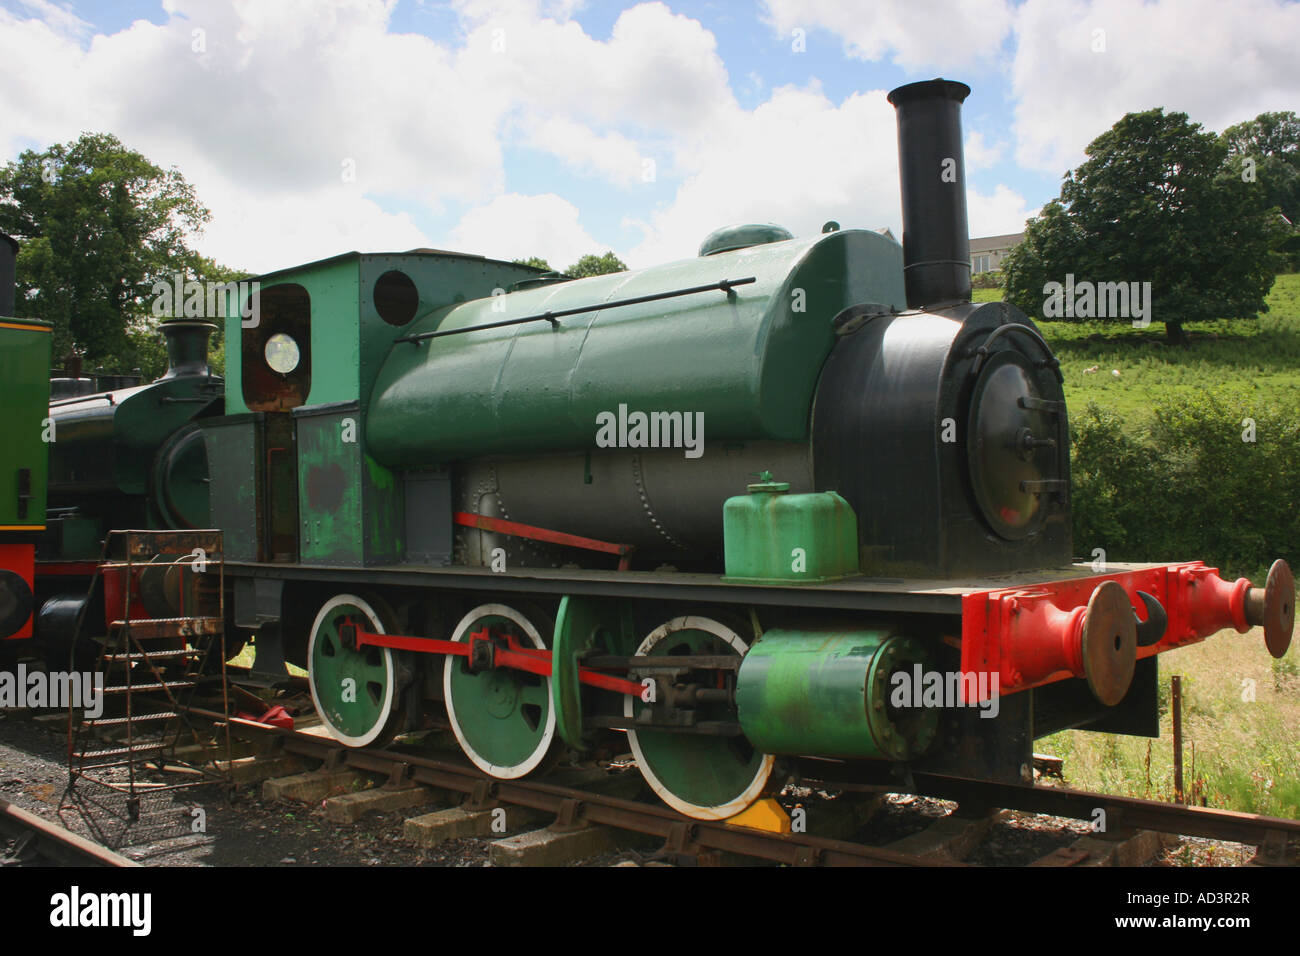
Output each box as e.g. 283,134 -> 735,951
366,228 -> 906,565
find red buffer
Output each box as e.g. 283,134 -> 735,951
960,559 -> 1294,706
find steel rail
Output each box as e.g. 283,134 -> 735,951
131,704 -> 1299,864
794,761 -> 1300,848
0,795 -> 139,867
185,707 -> 958,867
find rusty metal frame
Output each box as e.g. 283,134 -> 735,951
65,530 -> 234,824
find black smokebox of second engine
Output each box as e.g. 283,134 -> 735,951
887,79 -> 972,309
0,233 -> 18,318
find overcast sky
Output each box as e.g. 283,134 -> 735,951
2,0 -> 1296,275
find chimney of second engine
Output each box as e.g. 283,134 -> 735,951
158,319 -> 217,380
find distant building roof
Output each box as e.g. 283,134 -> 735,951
969,233 -> 1024,253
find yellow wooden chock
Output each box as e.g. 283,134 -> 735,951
725,797 -> 791,834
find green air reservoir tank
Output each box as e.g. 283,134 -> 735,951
722,474 -> 858,583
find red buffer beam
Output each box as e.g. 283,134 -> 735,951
960,559 -> 1294,705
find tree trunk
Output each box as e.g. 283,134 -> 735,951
1165,321 -> 1189,346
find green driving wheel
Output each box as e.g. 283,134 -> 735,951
444,603 -> 557,778
308,594 -> 407,748
625,616 -> 776,820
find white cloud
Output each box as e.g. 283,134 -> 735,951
0,0 -> 752,271
448,192 -> 603,268
0,0 -> 511,270
1010,0 -> 1300,173
202,191 -> 431,273
14,0 -> 91,37
4,0 -> 1134,278
451,1 -> 736,137
625,85 -> 907,267
967,185 -> 1036,239
520,116 -> 647,187
761,0 -> 1015,71
964,130 -> 1004,171
619,78 -> 1040,267
759,0 -> 1300,205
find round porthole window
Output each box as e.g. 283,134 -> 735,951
264,332 -> 301,374
374,270 -> 419,326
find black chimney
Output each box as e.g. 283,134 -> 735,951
0,233 -> 18,318
158,319 -> 216,379
887,79 -> 972,309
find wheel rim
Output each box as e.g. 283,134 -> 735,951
443,603 -> 557,778
308,594 -> 402,748
625,616 -> 776,820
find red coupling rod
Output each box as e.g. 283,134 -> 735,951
348,623 -> 646,697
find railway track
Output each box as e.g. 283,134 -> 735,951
188,706 -> 952,866
794,760 -> 1300,860
0,794 -> 139,867
181,704 -> 1298,867
5,696 -> 1294,866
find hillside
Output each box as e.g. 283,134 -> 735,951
973,273 -> 1300,417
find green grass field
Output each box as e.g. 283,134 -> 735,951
1038,633 -> 1300,825
974,273 -> 1300,418
976,273 -> 1300,822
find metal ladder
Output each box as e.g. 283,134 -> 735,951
66,530 -> 233,823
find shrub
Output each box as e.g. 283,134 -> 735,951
1069,389 -> 1300,578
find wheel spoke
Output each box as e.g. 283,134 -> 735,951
519,682 -> 548,707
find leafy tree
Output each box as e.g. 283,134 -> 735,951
1220,111 -> 1300,221
0,132 -> 241,371
511,251 -> 629,279
565,251 -> 627,278
1000,200 -> 1081,312
1003,109 -> 1286,344
1221,111 -> 1300,269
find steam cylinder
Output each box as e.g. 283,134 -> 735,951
735,629 -> 938,759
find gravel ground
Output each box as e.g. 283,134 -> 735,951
0,708 -> 491,866
852,792 -> 958,843
966,811 -> 1093,865
1155,836 -> 1258,866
